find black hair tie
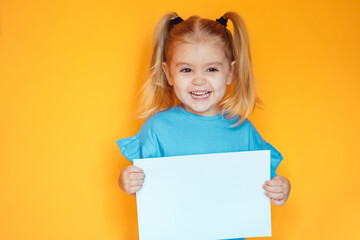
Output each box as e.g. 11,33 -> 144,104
170,16 -> 184,25
216,16 -> 228,27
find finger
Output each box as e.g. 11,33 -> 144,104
267,179 -> 283,186
129,179 -> 145,187
127,165 -> 144,173
129,173 -> 146,180
124,183 -> 143,194
263,185 -> 283,193
271,198 -> 285,206
265,191 -> 284,200
129,185 -> 143,194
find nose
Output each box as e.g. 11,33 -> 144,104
191,76 -> 207,85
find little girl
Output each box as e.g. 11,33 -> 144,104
117,11 -> 291,239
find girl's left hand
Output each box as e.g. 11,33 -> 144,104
262,176 -> 291,206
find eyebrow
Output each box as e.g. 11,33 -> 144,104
205,61 -> 223,66
175,62 -> 190,67
175,61 -> 224,67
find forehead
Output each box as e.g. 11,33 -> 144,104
169,41 -> 228,65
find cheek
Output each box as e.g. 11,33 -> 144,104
172,76 -> 190,89
172,80 -> 186,95
214,79 -> 229,92
174,84 -> 189,96
218,86 -> 227,97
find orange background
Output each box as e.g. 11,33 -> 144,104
1,0 -> 359,239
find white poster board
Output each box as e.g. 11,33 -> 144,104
134,150 -> 271,240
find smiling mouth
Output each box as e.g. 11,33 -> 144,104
189,91 -> 212,99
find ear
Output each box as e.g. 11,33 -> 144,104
162,62 -> 173,86
227,61 -> 235,85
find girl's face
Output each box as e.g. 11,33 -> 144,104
162,41 -> 235,116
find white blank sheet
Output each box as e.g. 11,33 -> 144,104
133,150 -> 271,240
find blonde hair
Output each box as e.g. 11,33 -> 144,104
138,12 -> 261,125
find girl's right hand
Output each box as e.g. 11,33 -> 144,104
118,165 -> 145,196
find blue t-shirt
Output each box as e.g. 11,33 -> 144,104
116,105 -> 283,240
117,105 -> 283,178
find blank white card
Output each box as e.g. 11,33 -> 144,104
134,150 -> 271,240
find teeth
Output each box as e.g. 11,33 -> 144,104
190,91 -> 210,99
192,91 -> 207,96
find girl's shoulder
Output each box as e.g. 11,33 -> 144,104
151,105 -> 182,118
145,106 -> 180,123
146,105 -> 200,125
139,106 -> 182,132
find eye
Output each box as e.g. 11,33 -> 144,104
180,68 -> 192,73
207,67 -> 218,72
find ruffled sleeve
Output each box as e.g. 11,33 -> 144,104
116,135 -> 141,163
248,121 -> 283,179
116,118 -> 161,163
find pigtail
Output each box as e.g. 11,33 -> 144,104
221,12 -> 259,125
137,12 -> 179,118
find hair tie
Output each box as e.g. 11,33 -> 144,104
170,16 -> 184,25
216,16 -> 228,27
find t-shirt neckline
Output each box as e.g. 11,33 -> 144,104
174,105 -> 224,121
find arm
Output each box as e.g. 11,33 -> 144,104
118,165 -> 145,196
262,175 -> 291,206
